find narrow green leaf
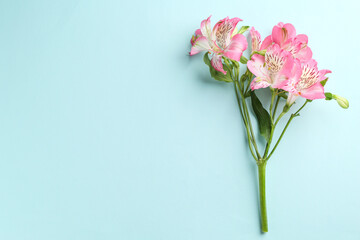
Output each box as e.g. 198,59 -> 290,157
203,52 -> 233,82
240,56 -> 248,64
250,91 -> 272,142
251,50 -> 266,57
203,52 -> 211,66
238,26 -> 249,34
320,78 -> 328,87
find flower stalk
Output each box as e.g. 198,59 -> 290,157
189,16 -> 349,233
257,160 -> 268,232
231,68 -> 310,232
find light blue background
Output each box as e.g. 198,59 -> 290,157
0,0 -> 359,239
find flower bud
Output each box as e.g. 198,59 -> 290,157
333,95 -> 349,109
283,104 -> 291,113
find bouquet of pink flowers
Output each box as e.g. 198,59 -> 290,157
189,16 -> 349,232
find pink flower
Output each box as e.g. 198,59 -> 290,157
190,16 -> 248,74
250,27 -> 272,53
247,44 -> 294,90
255,23 -> 312,63
282,59 -> 331,105
270,22 -> 313,62
250,27 -> 261,52
247,22 -> 331,105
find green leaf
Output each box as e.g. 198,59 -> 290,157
238,26 -> 249,34
325,92 -> 333,100
250,91 -> 272,143
203,52 -> 233,82
240,56 -> 248,64
320,78 -> 328,87
251,50 -> 266,56
203,51 -> 211,66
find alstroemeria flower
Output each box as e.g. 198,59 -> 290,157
190,16 -> 248,74
282,59 -> 331,105
257,23 -> 312,63
250,27 -> 272,53
247,44 -> 294,90
271,22 -> 313,62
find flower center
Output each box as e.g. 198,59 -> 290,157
265,52 -> 285,73
216,22 -> 233,49
297,65 -> 320,90
285,44 -> 298,55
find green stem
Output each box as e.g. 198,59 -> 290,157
269,89 -> 276,122
258,161 -> 268,232
244,69 -> 252,93
266,100 -> 309,160
294,100 -> 309,115
237,83 -> 261,158
272,96 -> 280,119
233,82 -> 257,160
266,114 -> 295,160
274,111 -> 285,127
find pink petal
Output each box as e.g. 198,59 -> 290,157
251,78 -> 271,90
247,54 -> 269,80
223,34 -> 248,61
195,29 -> 202,36
190,29 -> 203,46
295,34 -> 308,44
272,23 -> 297,47
272,25 -> 285,46
294,46 -> 312,62
273,59 -> 294,89
303,58 -> 318,69
287,93 -> 299,105
189,36 -> 211,55
200,16 -> 213,41
213,17 -> 242,34
250,27 -> 261,52
283,23 -> 297,39
260,35 -> 273,50
319,69 -> 332,81
299,82 -> 325,100
228,17 -> 243,36
211,54 -> 227,75
282,38 -> 302,55
281,59 -> 302,92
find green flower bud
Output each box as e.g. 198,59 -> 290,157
333,95 -> 349,109
283,104 -> 291,113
